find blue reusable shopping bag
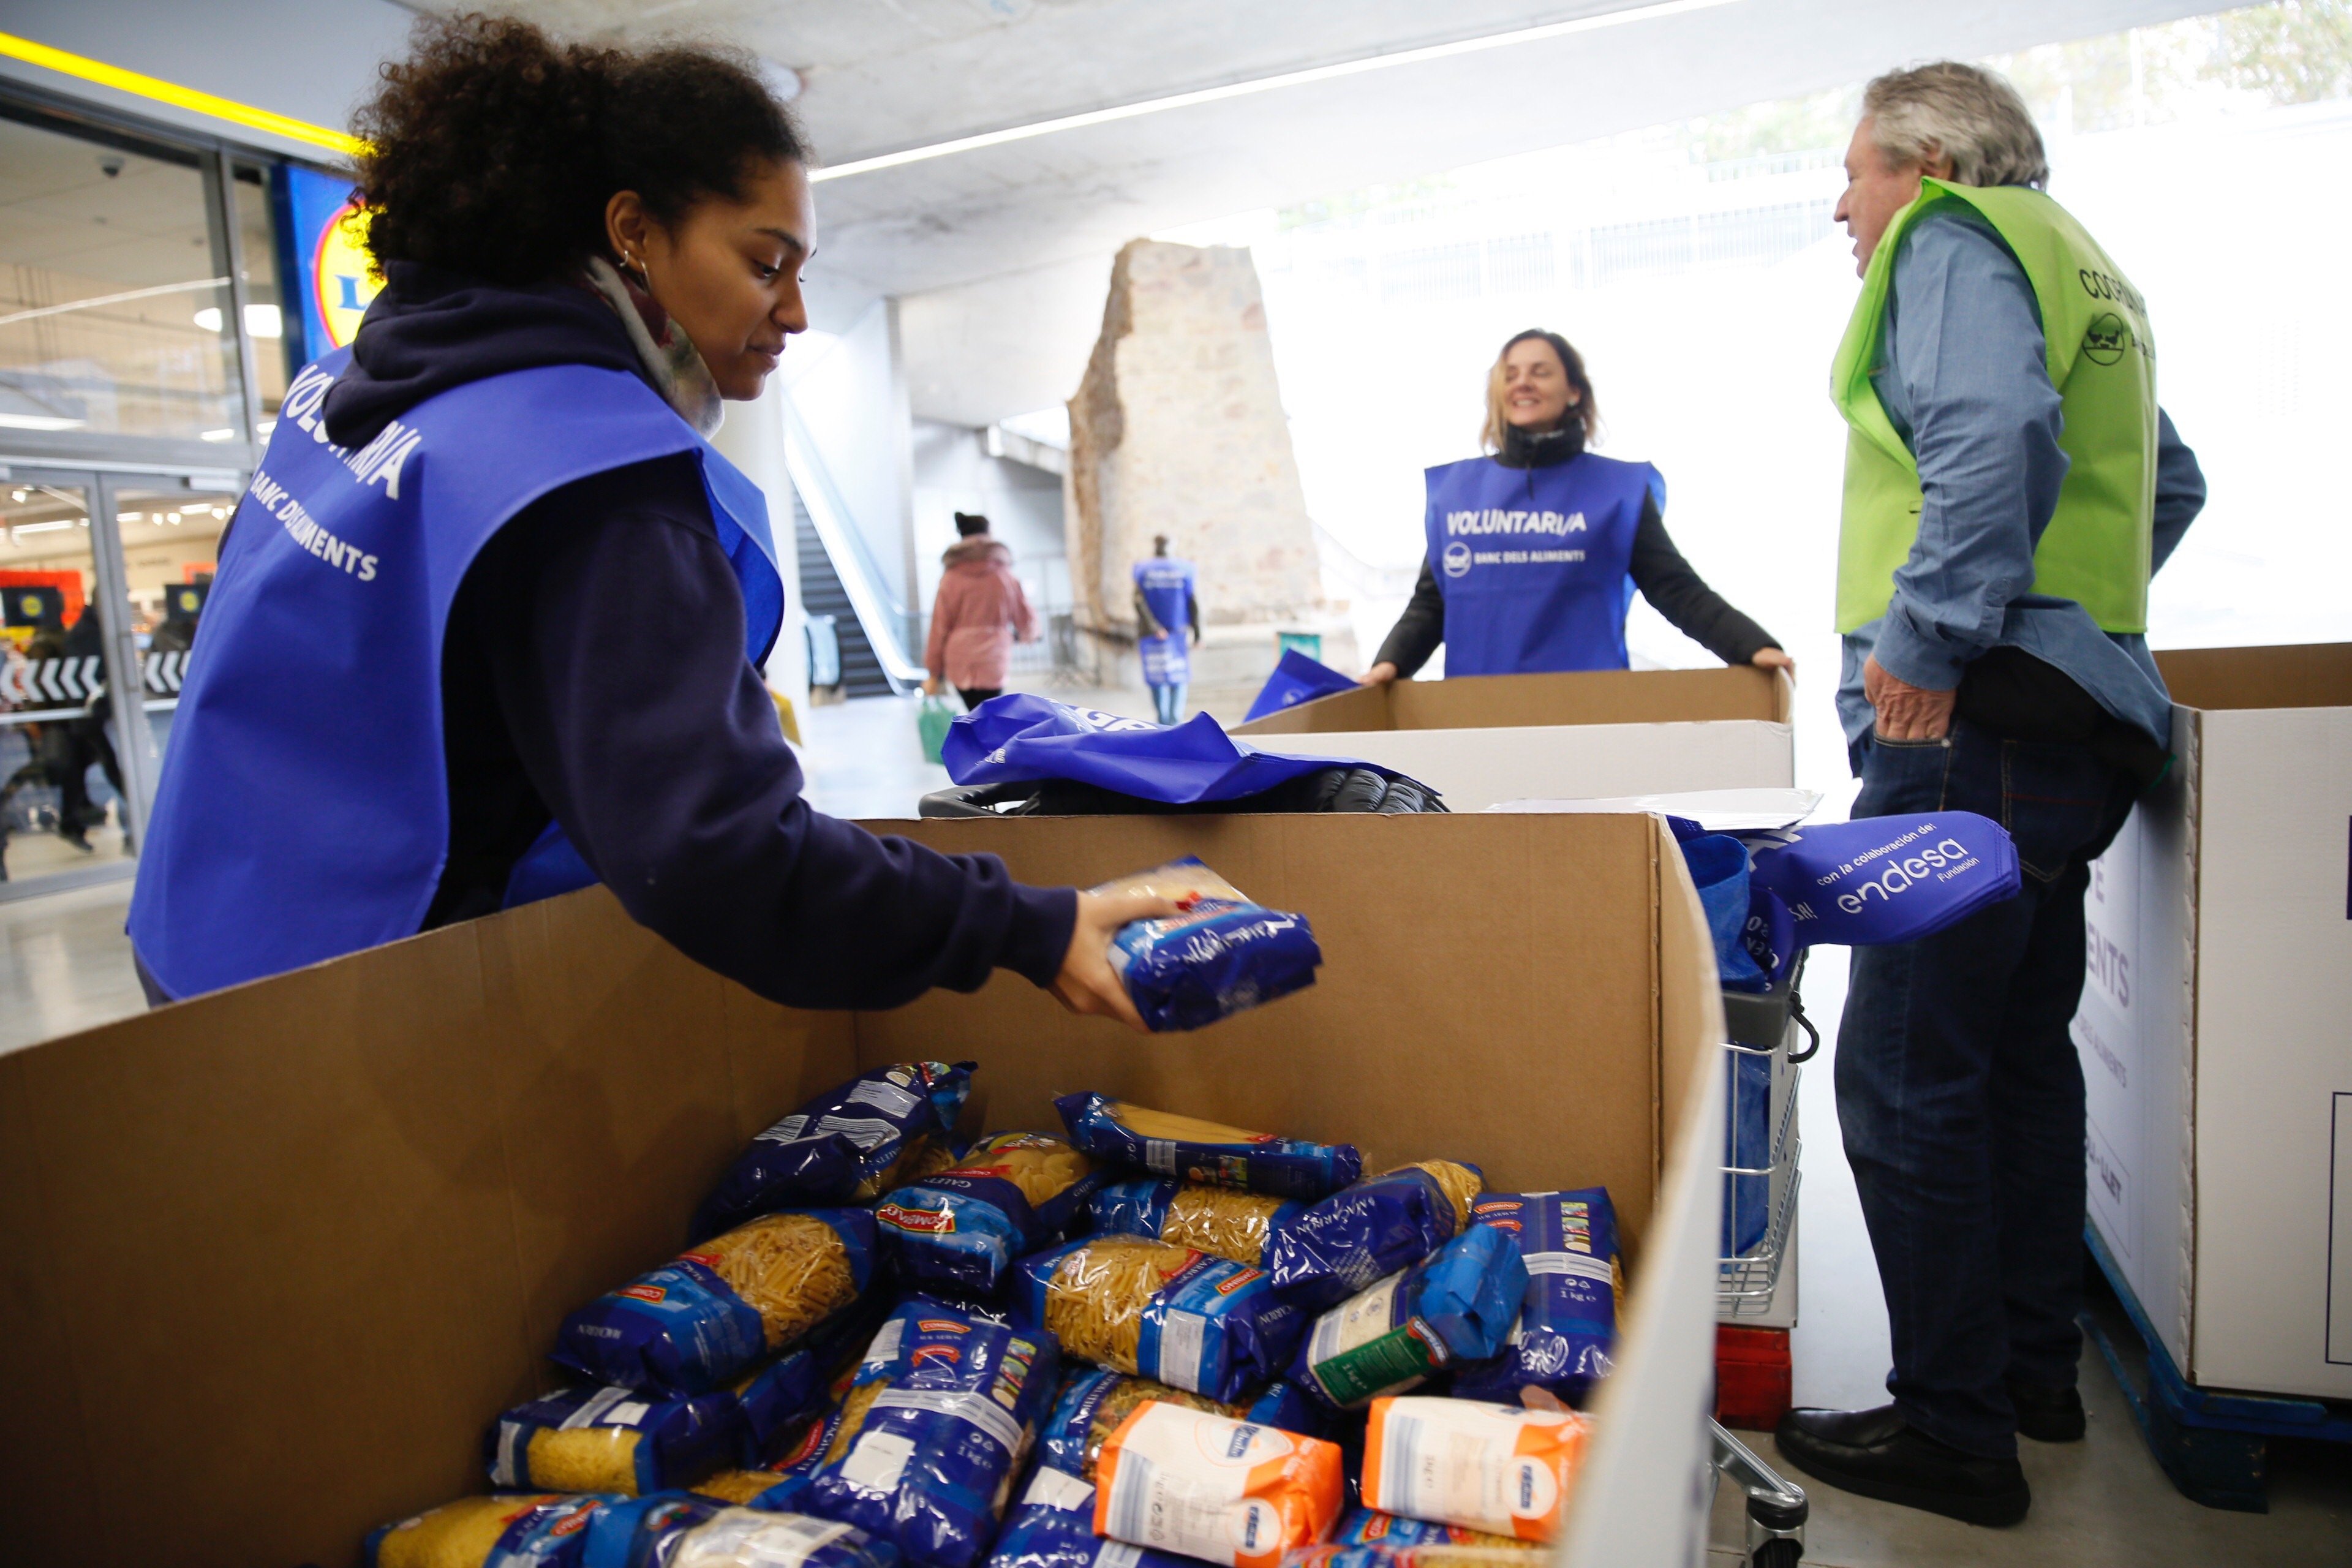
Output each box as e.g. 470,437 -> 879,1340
1746,810 -> 2021,949
1677,832 -> 1769,990
1245,649 -> 1360,722
941,693 -> 1396,805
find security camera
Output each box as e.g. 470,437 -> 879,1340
99,156 -> 124,178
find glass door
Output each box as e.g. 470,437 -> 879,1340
0,467 -> 137,894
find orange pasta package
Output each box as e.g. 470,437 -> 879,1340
1360,1395 -> 1592,1543
1094,1400 -> 1344,1568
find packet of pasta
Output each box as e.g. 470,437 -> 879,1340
1449,1189 -> 1622,1407
556,1209 -> 878,1396
1359,1396 -> 1591,1542
1330,1508 -> 1536,1551
693,1387 -> 847,1509
1265,1163 -> 1483,1311
485,1384 -> 741,1497
989,1502 -> 1199,1568
1056,1093 -> 1361,1200
1090,1178 -> 1305,1267
1090,859 -> 1323,1032
729,1292 -> 886,1465
1016,1235 -> 1305,1401
367,1494 -> 610,1568
581,1494 -> 900,1568
1280,1547 -> 1539,1568
1291,1224 -> 1528,1410
877,1132 -> 1104,1294
802,1300 -> 1060,1568
695,1061 -> 974,1238
1093,1402 -> 1343,1568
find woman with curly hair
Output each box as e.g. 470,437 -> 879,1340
128,13 -> 1174,1021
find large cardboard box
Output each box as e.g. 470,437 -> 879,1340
0,812 -> 1725,1568
1232,668 -> 1794,811
2076,643 -> 2352,1398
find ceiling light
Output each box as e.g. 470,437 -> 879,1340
192,303 -> 283,337
198,428 -> 235,442
12,519 -> 74,535
0,412 -> 87,431
810,0 -> 1743,181
119,511 -> 141,521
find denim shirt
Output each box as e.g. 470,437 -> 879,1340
1836,208 -> 2207,750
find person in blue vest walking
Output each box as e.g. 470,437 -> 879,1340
1362,329 -> 1791,684
125,16 -> 1174,1027
1132,536 -> 1199,725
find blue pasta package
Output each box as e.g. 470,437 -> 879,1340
695,1062 -> 975,1239
582,1493 -> 902,1568
1056,1093 -> 1360,1200
485,1383 -> 741,1497
1290,1224 -> 1527,1409
1087,1177 -> 1304,1267
1450,1189 -> 1622,1406
366,1493 -> 612,1568
1264,1161 -> 1483,1311
730,1294 -> 888,1465
987,1502 -> 1199,1568
1015,1235 -> 1305,1401
555,1209 -> 879,1396
877,1133 -> 1104,1295
1089,859 -> 1322,1032
801,1300 -> 1060,1568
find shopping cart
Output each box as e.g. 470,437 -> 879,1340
1709,960 -> 1815,1564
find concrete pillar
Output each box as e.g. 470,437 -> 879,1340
1066,239 -> 1353,689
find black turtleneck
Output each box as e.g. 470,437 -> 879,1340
1374,421 -> 1780,676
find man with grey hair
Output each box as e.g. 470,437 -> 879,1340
1776,61 -> 2207,1526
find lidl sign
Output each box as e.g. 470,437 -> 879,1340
281,162 -> 382,361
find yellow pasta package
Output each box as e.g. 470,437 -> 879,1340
366,1493 -> 606,1568
1265,1161 -> 1485,1311
1015,1234 -> 1304,1400
1090,1178 -> 1305,1267
1360,1395 -> 1592,1542
556,1208 -> 877,1395
875,1131 -> 1104,1294
1094,1401 -> 1344,1568
1057,1092 -> 1362,1199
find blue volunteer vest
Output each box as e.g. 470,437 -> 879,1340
127,350 -> 782,1000
1133,557 -> 1196,686
1422,452 -> 1660,676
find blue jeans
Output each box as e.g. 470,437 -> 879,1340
1836,720 -> 2136,1458
1150,683 -> 1186,725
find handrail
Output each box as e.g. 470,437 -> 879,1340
776,393 -> 925,690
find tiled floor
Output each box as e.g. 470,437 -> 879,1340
6,685 -> 2350,1562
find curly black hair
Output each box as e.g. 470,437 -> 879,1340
352,13 -> 807,285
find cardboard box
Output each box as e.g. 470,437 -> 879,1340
2076,643 -> 2352,1398
0,812 -> 1725,1568
1232,667 -> 1794,812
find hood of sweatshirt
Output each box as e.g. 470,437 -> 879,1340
320,260 -> 646,448
942,535 -> 1012,570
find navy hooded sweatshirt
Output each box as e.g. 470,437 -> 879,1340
318,263 -> 1075,1009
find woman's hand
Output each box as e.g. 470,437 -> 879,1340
1361,661 -> 1399,686
922,676 -> 942,696
1751,647 -> 1795,678
1049,889 -> 1185,1031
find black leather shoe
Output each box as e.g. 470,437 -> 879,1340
2008,1379 -> 2086,1442
1775,1404 -> 2030,1527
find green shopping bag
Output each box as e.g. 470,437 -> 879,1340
918,694 -> 956,764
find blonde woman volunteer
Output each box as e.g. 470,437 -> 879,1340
1365,329 -> 1791,683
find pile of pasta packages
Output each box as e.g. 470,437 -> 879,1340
370,1063 -> 1624,1568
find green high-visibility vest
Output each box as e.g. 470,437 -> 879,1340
1831,179 -> 2158,634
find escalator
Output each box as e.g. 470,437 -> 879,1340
792,486 -> 897,698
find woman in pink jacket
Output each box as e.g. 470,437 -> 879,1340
924,512 -> 1040,709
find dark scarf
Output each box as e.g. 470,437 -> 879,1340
1496,418 -> 1585,469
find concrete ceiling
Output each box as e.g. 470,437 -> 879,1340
7,0 -> 2226,424
453,0 -> 2216,423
